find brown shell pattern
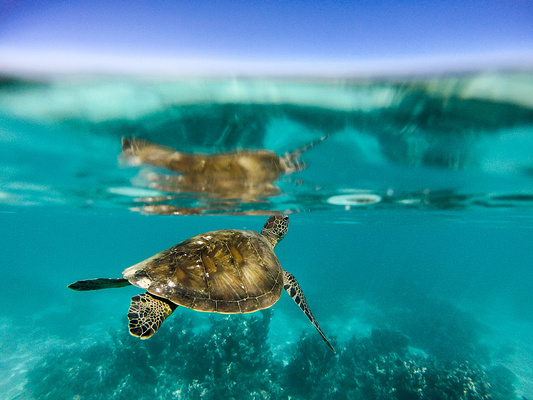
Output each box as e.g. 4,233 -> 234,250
124,229 -> 283,313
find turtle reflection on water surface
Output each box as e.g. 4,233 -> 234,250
121,136 -> 327,200
68,216 -> 335,353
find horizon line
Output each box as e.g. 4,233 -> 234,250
1,47 -> 533,79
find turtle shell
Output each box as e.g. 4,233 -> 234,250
122,229 -> 284,313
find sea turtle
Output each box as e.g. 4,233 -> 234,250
122,136 -> 328,180
120,136 -> 328,201
68,215 -> 335,352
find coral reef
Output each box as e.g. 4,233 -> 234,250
26,309 -> 281,400
370,287 -> 491,364
24,303 -> 519,400
284,331 -> 502,400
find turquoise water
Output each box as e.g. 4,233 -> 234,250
1,72 -> 533,399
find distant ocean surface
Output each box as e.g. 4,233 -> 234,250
1,72 -> 533,399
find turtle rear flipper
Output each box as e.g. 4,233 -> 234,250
68,278 -> 131,291
283,271 -> 336,353
128,293 -> 178,339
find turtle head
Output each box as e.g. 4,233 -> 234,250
261,215 -> 289,248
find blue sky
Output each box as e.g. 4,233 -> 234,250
1,0 -> 532,74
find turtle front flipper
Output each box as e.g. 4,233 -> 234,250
128,293 -> 178,339
68,278 -> 131,291
283,271 -> 336,353
280,134 -> 329,173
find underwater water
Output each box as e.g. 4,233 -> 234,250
1,72 -> 533,399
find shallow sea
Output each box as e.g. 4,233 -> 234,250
1,72 -> 533,399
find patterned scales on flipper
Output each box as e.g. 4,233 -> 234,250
128,293 -> 178,339
283,270 -> 336,353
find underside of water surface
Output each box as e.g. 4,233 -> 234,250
1,72 -> 532,215
1,71 -> 533,400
